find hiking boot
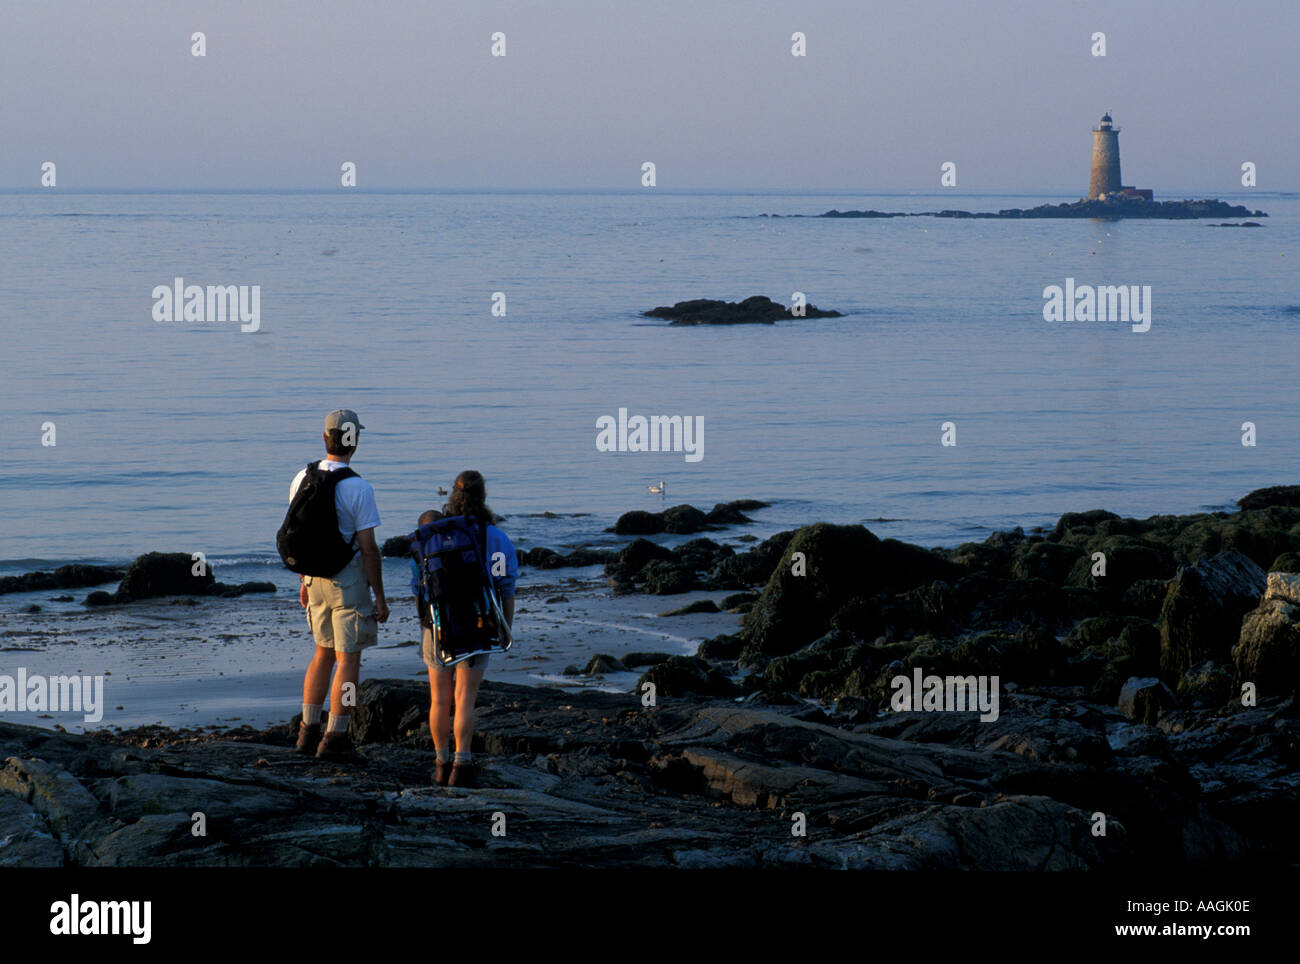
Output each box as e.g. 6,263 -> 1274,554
295,722 -> 322,755
432,761 -> 453,787
448,761 -> 479,788
315,731 -> 362,762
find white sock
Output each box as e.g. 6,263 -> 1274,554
303,704 -> 322,725
436,748 -> 450,763
454,750 -> 472,764
326,713 -> 350,734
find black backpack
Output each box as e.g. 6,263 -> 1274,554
276,461 -> 360,577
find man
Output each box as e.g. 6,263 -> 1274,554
291,409 -> 388,760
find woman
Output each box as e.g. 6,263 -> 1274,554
422,470 -> 517,788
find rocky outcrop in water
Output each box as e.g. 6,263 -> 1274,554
611,500 -> 769,536
71,552 -> 275,606
644,297 -> 842,326
0,564 -> 125,596
798,198 -> 1268,221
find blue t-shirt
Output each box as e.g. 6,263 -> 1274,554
410,523 -> 518,600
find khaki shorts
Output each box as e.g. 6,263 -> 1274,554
305,556 -> 377,653
421,627 -> 490,673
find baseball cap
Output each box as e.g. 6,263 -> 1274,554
324,409 -> 365,432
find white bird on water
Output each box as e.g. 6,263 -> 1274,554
648,480 -> 666,496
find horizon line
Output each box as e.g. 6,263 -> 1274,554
0,186 -> 1286,197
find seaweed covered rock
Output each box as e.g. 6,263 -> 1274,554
613,510 -> 664,535
708,531 -> 796,589
674,538 -> 730,572
637,656 -> 737,697
705,500 -> 768,526
1269,551 -> 1300,573
1064,537 -> 1175,595
1237,485 -> 1300,510
1233,573 -> 1300,697
0,564 -> 126,596
1050,509 -> 1122,541
1170,512 -> 1300,571
1158,550 -> 1266,678
1010,541 -> 1082,584
523,547 -> 568,569
1118,676 -> 1178,725
696,634 -> 744,660
116,552 -> 216,601
640,560 -> 698,595
1177,661 -> 1235,708
662,504 -> 709,534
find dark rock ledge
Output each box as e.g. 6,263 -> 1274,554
2,675 -> 1296,869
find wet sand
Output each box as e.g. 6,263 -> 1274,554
0,568 -> 741,732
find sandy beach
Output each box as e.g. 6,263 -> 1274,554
0,559 -> 741,732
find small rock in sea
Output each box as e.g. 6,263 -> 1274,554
117,551 -> 216,600
380,535 -> 411,557
0,563 -> 126,596
561,665 -> 582,676
659,599 -> 721,617
612,510 -> 665,536
545,595 -> 569,604
20,604 -> 41,613
84,591 -> 115,606
584,654 -> 628,675
50,595 -> 74,602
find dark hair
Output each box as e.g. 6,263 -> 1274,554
443,470 -> 495,523
417,509 -> 443,526
324,428 -> 356,458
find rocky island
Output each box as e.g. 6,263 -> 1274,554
643,296 -> 842,326
808,197 -> 1268,221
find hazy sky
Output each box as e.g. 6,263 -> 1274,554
2,0 -> 1296,193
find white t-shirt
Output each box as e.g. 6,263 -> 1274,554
289,459 -> 381,545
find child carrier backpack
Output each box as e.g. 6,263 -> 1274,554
276,462 -> 359,577
410,514 -> 512,666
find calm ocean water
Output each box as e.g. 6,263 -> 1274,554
2,190 -> 1299,586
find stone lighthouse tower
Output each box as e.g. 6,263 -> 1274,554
1089,112 -> 1122,200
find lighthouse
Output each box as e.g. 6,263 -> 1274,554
1089,112 -> 1122,200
